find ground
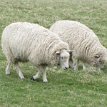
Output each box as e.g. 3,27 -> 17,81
0,0 -> 107,107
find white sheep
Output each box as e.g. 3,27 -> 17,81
1,22 -> 72,82
50,20 -> 107,71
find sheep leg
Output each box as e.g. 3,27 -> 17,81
82,63 -> 90,71
72,58 -> 78,71
32,66 -> 48,82
5,61 -> 12,75
69,60 -> 73,68
42,69 -> 48,83
83,63 -> 87,71
5,53 -> 13,75
69,60 -> 78,71
32,71 -> 42,80
14,63 -> 24,80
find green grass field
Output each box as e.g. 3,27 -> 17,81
0,0 -> 107,107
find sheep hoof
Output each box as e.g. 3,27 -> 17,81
43,80 -> 48,83
6,73 -> 10,75
6,71 -> 11,75
20,77 -> 24,80
31,77 -> 35,81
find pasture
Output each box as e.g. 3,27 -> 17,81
0,0 -> 107,107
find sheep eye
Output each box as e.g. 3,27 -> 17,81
95,55 -> 100,58
61,57 -> 64,59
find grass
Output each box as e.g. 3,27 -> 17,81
0,0 -> 107,107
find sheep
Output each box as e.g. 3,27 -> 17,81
50,20 -> 107,71
1,22 -> 72,82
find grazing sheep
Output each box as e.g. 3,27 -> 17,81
1,22 -> 72,82
50,20 -> 107,71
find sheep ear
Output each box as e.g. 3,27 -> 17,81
56,51 -> 60,56
67,50 -> 74,55
67,50 -> 72,54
